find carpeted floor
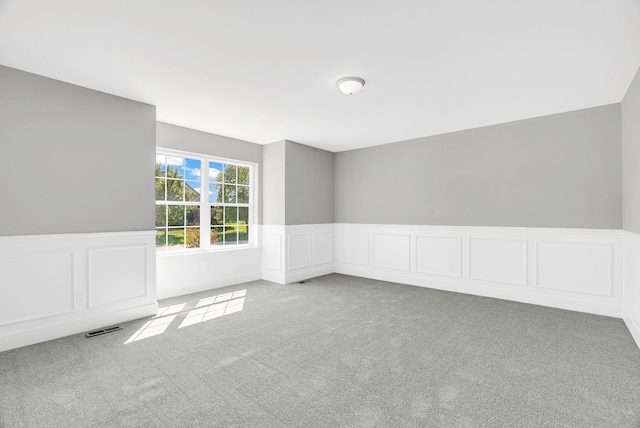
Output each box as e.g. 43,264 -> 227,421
1,273 -> 640,427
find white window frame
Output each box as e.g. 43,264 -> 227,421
156,147 -> 257,253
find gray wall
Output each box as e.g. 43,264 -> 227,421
157,122 -> 263,224
623,67 -> 640,234
0,65 -> 156,236
335,105 -> 622,229
262,140 -> 286,225
157,122 -> 262,165
285,140 -> 334,225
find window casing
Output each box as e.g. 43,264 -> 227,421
155,149 -> 254,252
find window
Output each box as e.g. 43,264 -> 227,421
155,150 -> 253,252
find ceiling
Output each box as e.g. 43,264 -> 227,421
1,1 -> 639,153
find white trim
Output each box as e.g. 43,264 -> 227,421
288,233 -> 312,270
0,230 -> 157,353
5,224 -> 639,353
534,241 -> 614,296
624,308 -> 640,351
334,223 -> 624,318
157,241 -> 262,298
415,236 -> 462,277
286,265 -> 334,284
155,243 -> 259,257
156,147 -> 256,169
156,272 -> 261,300
0,249 -> 76,326
87,245 -> 150,308
261,224 -> 334,284
0,230 -> 156,243
334,264 -> 623,318
622,230 -> 640,350
0,302 -> 158,353
467,237 -> 528,286
261,270 -> 286,285
155,147 -> 258,252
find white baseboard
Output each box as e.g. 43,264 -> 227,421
261,270 -> 286,284
335,264 -> 623,318
334,224 -> 625,319
262,224 -> 334,284
622,230 -> 640,350
157,246 -> 262,298
0,302 -> 158,353
157,272 -> 261,300
624,308 -> 640,351
286,264 -> 334,284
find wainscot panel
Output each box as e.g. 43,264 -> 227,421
334,224 -> 623,319
262,224 -> 334,284
156,240 -> 262,300
623,231 -> 640,350
0,231 -> 157,352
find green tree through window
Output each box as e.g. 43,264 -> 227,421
156,152 -> 252,251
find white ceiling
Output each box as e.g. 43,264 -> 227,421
1,1 -> 639,152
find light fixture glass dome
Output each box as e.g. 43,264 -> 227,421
337,77 -> 365,95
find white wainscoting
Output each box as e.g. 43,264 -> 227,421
623,231 -> 640,349
468,238 -> 528,285
334,224 -> 624,318
416,236 -> 461,277
262,224 -> 334,284
6,225 -> 638,353
156,245 -> 262,300
0,231 -> 157,352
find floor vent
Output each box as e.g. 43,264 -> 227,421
85,326 -> 122,338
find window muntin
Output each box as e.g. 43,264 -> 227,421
209,162 -> 250,246
155,152 -> 253,252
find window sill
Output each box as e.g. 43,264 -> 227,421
155,244 -> 259,258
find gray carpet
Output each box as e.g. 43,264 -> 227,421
1,273 -> 640,427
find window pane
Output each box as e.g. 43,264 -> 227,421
186,206 -> 200,226
238,167 -> 249,185
155,178 -> 166,201
237,186 -> 249,204
224,185 -> 236,203
210,162 -> 224,184
238,207 -> 249,244
156,152 -> 253,253
186,227 -> 200,248
239,226 -> 249,244
185,180 -> 200,202
224,164 -> 237,184
155,205 -> 166,227
224,206 -> 238,245
156,155 -> 167,177
224,206 -> 237,225
209,183 -> 220,203
211,226 -> 224,246
225,227 -> 238,245
238,207 -> 248,224
184,158 -> 201,181
211,206 -> 224,226
167,228 -> 185,249
166,156 -> 185,178
166,179 -> 184,201
168,205 -> 185,227
156,229 -> 166,248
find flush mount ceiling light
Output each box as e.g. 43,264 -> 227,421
336,77 -> 365,95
